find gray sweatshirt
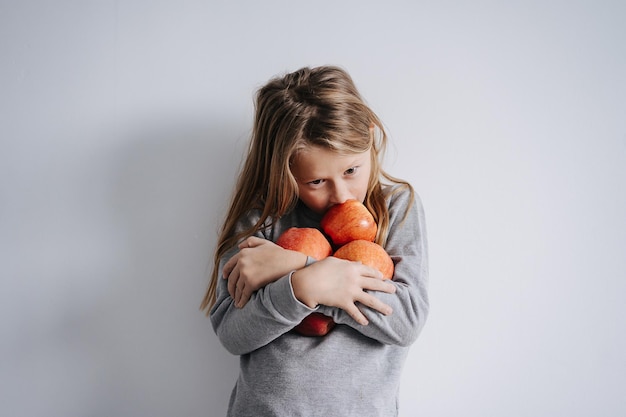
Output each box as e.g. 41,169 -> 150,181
210,185 -> 429,417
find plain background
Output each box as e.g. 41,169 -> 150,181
1,1 -> 625,416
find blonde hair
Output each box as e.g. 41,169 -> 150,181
200,66 -> 413,313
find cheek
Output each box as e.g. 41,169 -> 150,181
299,190 -> 331,214
354,173 -> 371,200
298,187 -> 322,208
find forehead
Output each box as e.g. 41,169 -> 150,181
291,145 -> 370,179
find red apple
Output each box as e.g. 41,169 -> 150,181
293,312 -> 336,337
276,227 -> 332,261
333,240 -> 394,279
321,200 -> 377,246
276,227 -> 335,337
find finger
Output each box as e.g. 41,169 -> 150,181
237,288 -> 252,308
223,253 -> 239,278
362,277 -> 396,294
345,303 -> 369,326
235,281 -> 245,308
357,293 -> 393,316
227,264 -> 240,298
244,236 -> 266,248
238,236 -> 266,249
345,305 -> 369,326
357,264 -> 383,279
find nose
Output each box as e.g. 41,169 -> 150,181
329,181 -> 352,205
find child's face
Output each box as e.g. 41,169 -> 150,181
290,145 -> 372,215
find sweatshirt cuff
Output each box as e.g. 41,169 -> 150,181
267,272 -> 318,322
305,256 -> 317,267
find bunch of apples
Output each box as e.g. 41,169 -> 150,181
276,200 -> 394,337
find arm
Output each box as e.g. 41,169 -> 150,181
210,246 -> 317,355
212,243 -> 397,354
222,223 -> 396,320
210,212 -> 315,355
222,236 -> 308,307
318,187 -> 429,346
291,257 -> 397,326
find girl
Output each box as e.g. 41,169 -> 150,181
200,66 -> 428,417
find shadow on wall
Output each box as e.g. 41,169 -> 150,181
99,119 -> 247,417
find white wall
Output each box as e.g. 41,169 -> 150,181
1,1 -> 624,416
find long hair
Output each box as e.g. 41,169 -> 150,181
200,66 -> 413,313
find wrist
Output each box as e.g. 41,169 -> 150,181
285,249 -> 308,270
291,269 -> 317,309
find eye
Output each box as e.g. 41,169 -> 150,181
344,166 -> 359,176
307,179 -> 325,188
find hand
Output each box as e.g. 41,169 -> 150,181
223,236 -> 307,308
291,257 -> 396,326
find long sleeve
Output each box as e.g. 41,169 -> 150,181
209,214 -> 318,356
318,187 -> 429,346
210,267 -> 317,355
